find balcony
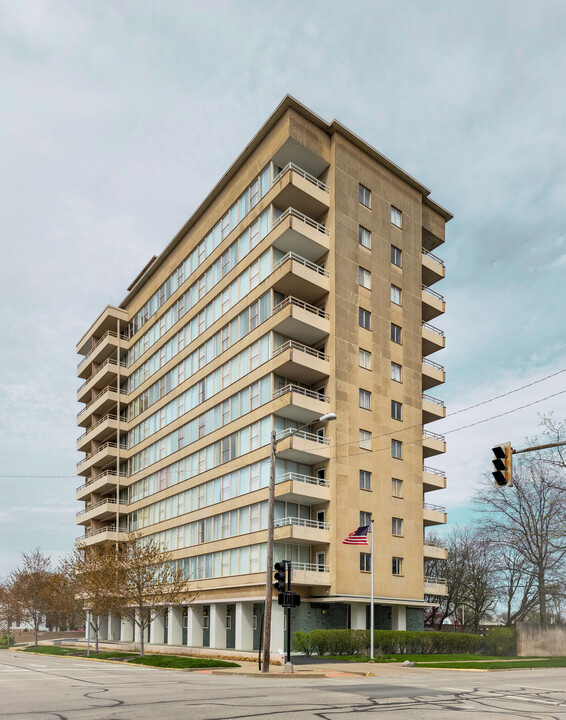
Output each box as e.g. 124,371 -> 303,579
423,539 -> 448,561
271,296 -> 330,345
422,322 -> 445,357
77,386 -> 127,427
422,394 -> 446,424
274,516 -> 330,545
77,305 -> 129,357
423,466 -> 447,492
77,330 -> 129,378
424,575 -> 448,596
76,470 -> 127,502
275,429 -> 331,464
76,441 -> 128,477
271,252 -> 329,305
289,561 -> 331,586
423,502 -> 447,527
75,526 -> 128,547
77,358 -> 128,404
271,208 -> 330,263
272,384 -> 330,425
272,340 -> 330,386
422,430 -> 446,458
422,358 -> 445,392
76,413 -> 120,453
275,472 -> 330,504
76,498 -> 128,525
271,163 -> 330,219
422,249 -> 445,286
422,286 -> 445,322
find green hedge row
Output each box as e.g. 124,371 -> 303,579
291,629 -> 515,656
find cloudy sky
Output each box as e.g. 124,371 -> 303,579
1,0 -> 565,577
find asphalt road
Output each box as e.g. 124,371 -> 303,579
2,651 -> 566,719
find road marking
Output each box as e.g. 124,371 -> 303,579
503,695 -> 560,706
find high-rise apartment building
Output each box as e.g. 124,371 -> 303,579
75,96 -> 450,652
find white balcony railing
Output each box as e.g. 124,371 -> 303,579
272,296 -> 330,320
423,429 -> 446,442
289,561 -> 330,573
77,386 -> 128,419
275,428 -> 331,445
422,285 -> 444,302
272,339 -> 329,362
422,248 -> 445,267
272,251 -> 329,278
272,162 -> 329,193
77,358 -> 128,393
272,207 -> 330,237
275,471 -> 330,488
77,330 -> 129,370
423,466 -> 446,478
422,357 -> 444,371
273,384 -> 330,403
423,502 -> 446,513
422,322 -> 444,337
76,441 -> 127,468
424,538 -> 447,548
76,498 -> 127,517
76,469 -> 127,494
274,516 -> 330,530
423,394 -> 445,407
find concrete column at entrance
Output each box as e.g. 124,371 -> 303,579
151,613 -> 165,644
235,602 -> 254,651
391,605 -> 406,631
187,606 -> 204,647
350,603 -> 367,630
108,615 -> 121,641
121,616 -> 134,642
271,601 -> 285,654
98,615 -> 109,640
168,606 -> 183,645
209,603 -> 227,649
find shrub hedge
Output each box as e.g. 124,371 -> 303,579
482,627 -> 517,657
292,629 -> 489,656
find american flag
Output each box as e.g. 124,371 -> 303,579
342,525 -> 370,545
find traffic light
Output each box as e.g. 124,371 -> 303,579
492,443 -> 513,487
273,561 -> 287,593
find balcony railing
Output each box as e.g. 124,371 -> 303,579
289,561 -> 330,573
422,248 -> 445,267
77,330 -> 129,370
274,516 -> 330,530
422,358 -> 444,371
422,285 -> 444,301
272,339 -> 329,362
423,502 -> 446,513
423,394 -> 445,407
273,384 -> 330,403
76,498 -> 127,517
272,207 -> 330,236
77,358 -> 128,393
272,251 -> 329,278
424,575 -> 447,585
424,538 -> 447,548
275,428 -> 331,445
272,162 -> 330,193
275,471 -> 330,488
76,469 -> 127,494
423,429 -> 446,442
76,441 -> 127,468
272,296 -> 330,320
76,525 -> 126,544
423,466 -> 446,478
76,413 -> 119,443
77,386 -> 128,419
422,322 -> 445,337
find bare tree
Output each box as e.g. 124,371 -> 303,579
492,546 -> 538,626
62,545 -> 120,652
9,549 -> 54,646
475,456 -> 566,627
114,532 -> 192,656
459,530 -> 497,631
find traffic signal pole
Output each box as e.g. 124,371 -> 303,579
492,439 -> 566,488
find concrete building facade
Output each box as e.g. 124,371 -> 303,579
75,96 -> 451,653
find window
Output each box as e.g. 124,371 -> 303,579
360,553 -> 371,572
359,308 -> 371,330
359,349 -> 371,370
391,206 -> 402,228
392,557 -> 403,575
391,439 -> 402,459
359,389 -> 371,410
391,400 -> 402,421
391,245 -> 402,267
358,267 -> 371,290
392,517 -> 403,536
391,362 -> 402,382
392,478 -> 403,498
360,511 -> 371,527
359,429 -> 371,450
359,184 -> 371,208
359,226 -> 371,249
359,470 -> 372,490
391,285 -> 402,305
391,323 -> 402,344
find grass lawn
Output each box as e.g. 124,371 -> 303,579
128,655 -> 239,669
325,653 -> 522,663
22,646 -> 136,659
418,658 -> 566,670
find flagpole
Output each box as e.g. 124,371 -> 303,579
370,516 -> 374,661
